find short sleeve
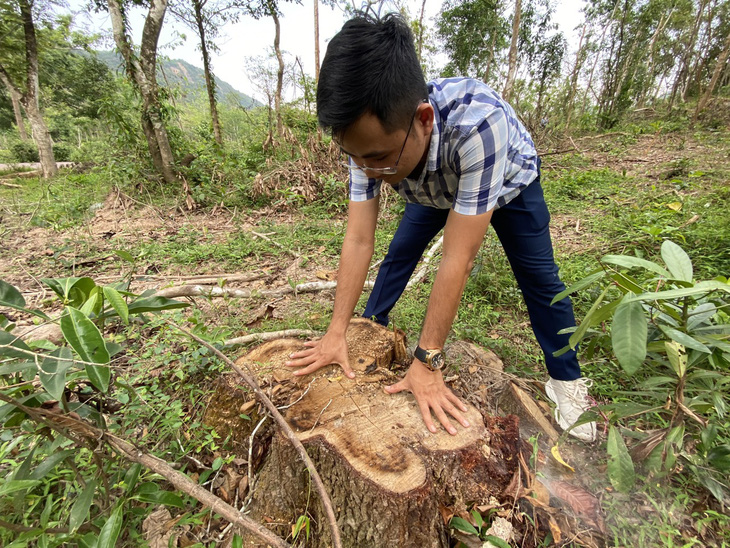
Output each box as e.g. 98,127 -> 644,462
348,164 -> 382,202
451,108 -> 509,215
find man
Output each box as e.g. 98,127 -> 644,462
285,13 -> 596,442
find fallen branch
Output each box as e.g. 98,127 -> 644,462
169,322 -> 343,548
575,131 -> 630,141
0,393 -> 290,548
224,329 -> 319,347
406,235 -> 443,288
156,280 -> 373,299
1,181 -> 22,188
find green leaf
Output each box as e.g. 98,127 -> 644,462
628,281 -> 730,302
449,516 -> 479,536
0,280 -> 26,309
123,464 -> 141,494
607,426 -> 635,493
29,450 -> 75,481
612,296 -> 647,375
136,490 -> 184,508
707,445 -> 730,472
70,480 -> 97,534
42,277 -> 95,305
0,360 -> 36,375
0,479 -> 40,496
79,286 -> 103,317
658,326 -> 711,353
550,271 -> 605,305
232,534 -> 243,548
102,286 -> 129,325
96,503 -> 123,548
39,347 -> 74,400
85,364 -> 111,393
665,341 -> 687,377
471,509 -> 484,529
661,240 -> 693,282
0,330 -> 32,360
60,307 -> 109,365
569,285 -> 612,350
602,254 -> 671,278
113,250 -> 134,262
482,535 -> 512,548
687,303 -> 718,331
126,296 -> 189,315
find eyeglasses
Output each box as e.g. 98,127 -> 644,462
342,101 -> 425,176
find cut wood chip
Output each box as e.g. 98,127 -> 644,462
509,382 -> 560,443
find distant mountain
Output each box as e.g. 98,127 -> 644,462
94,51 -> 261,108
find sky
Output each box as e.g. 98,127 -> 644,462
69,1 -> 585,103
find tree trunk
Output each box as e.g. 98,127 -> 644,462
669,0 -> 708,108
314,0 -> 320,83
638,8 -> 674,108
205,319 -> 522,547
18,0 -> 56,177
0,72 -> 29,140
502,0 -> 521,102
193,0 -> 223,146
694,30 -> 730,119
271,3 -> 284,138
564,25 -> 589,129
417,0 -> 427,63
107,0 -> 179,185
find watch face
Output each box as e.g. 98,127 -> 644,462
431,353 -> 445,370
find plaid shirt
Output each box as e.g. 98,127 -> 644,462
349,78 -> 539,215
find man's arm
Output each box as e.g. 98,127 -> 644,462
385,208 -> 493,434
286,198 -> 379,377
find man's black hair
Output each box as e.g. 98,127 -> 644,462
317,12 -> 428,139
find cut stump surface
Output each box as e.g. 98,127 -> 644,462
205,318 -> 521,547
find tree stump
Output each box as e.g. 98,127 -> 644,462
205,318 -> 521,547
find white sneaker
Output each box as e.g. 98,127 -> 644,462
545,377 -> 597,442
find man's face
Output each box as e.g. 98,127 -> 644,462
339,103 -> 434,185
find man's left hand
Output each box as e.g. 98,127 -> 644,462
384,359 -> 470,435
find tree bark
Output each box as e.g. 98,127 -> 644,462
107,0 -> 179,185
694,30 -> 730,119
271,2 -> 284,138
502,0 -> 521,102
314,0 -> 320,82
0,71 -> 28,140
417,0 -> 427,63
193,0 -> 223,146
18,0 -> 56,178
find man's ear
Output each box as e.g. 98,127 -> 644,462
416,102 -> 434,135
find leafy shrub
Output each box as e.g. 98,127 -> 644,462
559,241 -> 730,503
11,140 -> 39,163
53,142 -> 72,162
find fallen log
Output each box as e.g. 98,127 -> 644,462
205,318 -> 521,547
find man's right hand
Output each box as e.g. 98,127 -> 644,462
284,331 -> 355,379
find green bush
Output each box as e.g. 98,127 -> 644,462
10,140 -> 39,163
53,143 -> 72,162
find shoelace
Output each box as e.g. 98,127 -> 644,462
564,378 -> 594,405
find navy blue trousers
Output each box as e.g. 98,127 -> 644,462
362,177 -> 581,381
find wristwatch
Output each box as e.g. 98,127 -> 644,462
414,346 -> 445,372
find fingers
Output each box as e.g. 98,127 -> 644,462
384,379 -> 408,394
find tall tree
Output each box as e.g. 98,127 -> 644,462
502,0 -> 521,101
436,0 -> 509,84
267,0 -> 285,138
107,0 -> 179,185
0,0 -> 56,176
694,27 -> 730,118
